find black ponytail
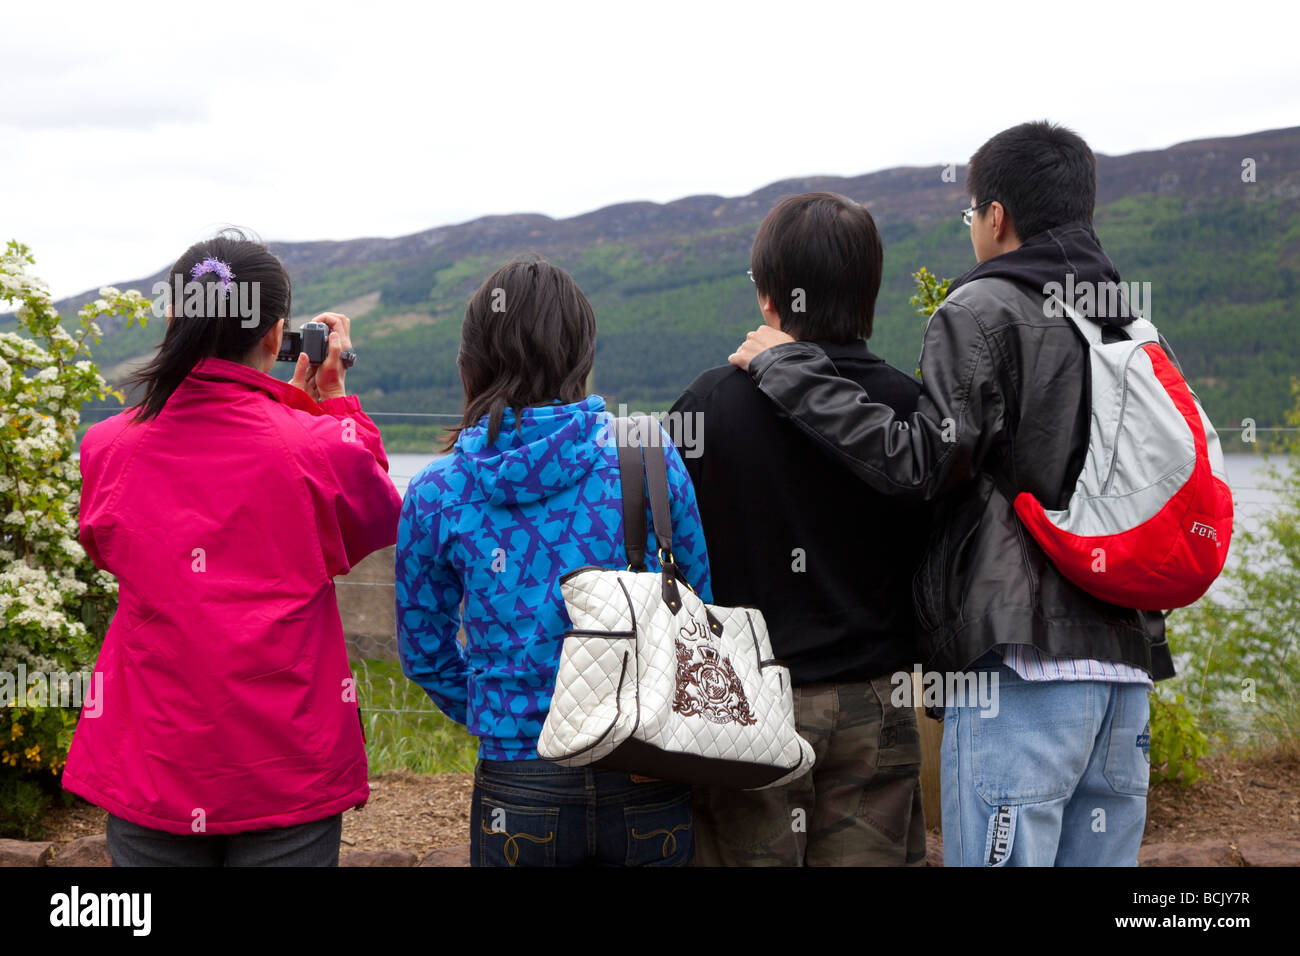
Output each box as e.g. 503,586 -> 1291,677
125,228 -> 291,422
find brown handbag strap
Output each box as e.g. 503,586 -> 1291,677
617,415 -> 718,629
635,415 -> 675,562
614,415 -> 676,569
614,417 -> 648,570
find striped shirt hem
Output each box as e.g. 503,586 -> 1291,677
995,643 -> 1154,690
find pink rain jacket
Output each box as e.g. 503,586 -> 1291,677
63,357 -> 401,834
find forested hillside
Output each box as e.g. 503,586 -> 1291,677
39,126 -> 1300,451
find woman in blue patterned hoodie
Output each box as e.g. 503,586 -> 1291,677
396,255 -> 712,867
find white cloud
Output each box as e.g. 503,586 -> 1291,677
2,0 -> 1297,298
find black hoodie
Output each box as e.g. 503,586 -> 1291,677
949,221 -> 1140,325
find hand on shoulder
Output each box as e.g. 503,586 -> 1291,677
728,325 -> 795,371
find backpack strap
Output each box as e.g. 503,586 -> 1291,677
1049,294 -> 1159,347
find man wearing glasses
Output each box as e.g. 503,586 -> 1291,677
729,122 -> 1169,867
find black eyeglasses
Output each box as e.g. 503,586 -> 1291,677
962,199 -> 995,226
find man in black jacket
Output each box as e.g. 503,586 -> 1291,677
671,192 -> 929,866
730,122 -> 1166,867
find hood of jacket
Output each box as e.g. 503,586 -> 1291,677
455,394 -> 609,506
948,221 -> 1138,325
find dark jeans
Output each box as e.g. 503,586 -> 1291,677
105,813 -> 343,867
470,758 -> 694,867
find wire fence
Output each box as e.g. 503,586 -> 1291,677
71,400 -> 1300,429
68,400 -> 1300,432
75,401 -> 1300,485
347,589 -> 1294,720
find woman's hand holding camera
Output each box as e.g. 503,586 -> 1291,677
289,312 -> 353,402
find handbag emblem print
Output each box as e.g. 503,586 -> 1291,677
672,617 -> 756,726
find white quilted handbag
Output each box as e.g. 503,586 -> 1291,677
537,416 -> 814,789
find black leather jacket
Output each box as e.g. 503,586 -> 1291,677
747,224 -> 1173,679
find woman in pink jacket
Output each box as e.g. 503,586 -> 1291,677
63,231 -> 401,866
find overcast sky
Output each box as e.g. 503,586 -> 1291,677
3,0 -> 1296,299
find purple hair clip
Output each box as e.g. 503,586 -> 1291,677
190,256 -> 235,294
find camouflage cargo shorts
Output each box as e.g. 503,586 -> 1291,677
692,674 -> 926,866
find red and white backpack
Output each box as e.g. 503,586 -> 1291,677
1013,300 -> 1234,610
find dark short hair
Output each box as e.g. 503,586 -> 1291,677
447,254 -> 596,451
966,121 -> 1096,240
749,192 -> 883,342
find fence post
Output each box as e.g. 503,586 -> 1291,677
912,671 -> 943,832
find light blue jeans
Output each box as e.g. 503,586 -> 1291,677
940,659 -> 1150,866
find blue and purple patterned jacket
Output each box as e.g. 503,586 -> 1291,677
395,395 -> 712,761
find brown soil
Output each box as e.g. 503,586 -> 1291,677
38,751 -> 1297,857
40,772 -> 475,858
340,772 -> 472,857
1144,751 -> 1300,844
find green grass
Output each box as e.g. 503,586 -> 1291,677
354,658 -> 479,774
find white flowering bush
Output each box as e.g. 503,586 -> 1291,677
0,241 -> 149,833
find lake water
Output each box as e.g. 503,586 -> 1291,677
1223,453 -> 1284,523
391,451 -> 1280,499
388,453 -> 446,496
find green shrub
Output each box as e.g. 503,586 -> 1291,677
909,266 -> 951,318
0,775 -> 53,839
1167,379 -> 1300,755
0,241 -> 149,830
1148,691 -> 1211,787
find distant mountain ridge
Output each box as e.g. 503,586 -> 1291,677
43,125 -> 1300,446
